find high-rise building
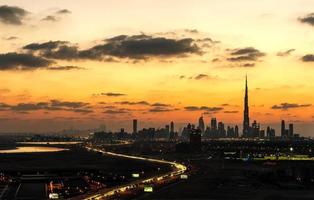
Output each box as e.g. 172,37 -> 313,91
170,121 -> 174,133
133,119 -> 138,134
218,122 -> 226,137
243,76 -> 250,137
198,116 -> 205,134
281,120 -> 286,138
235,125 -> 239,137
266,126 -> 276,138
288,123 -> 294,138
211,118 -> 217,131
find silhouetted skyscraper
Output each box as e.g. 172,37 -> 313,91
288,123 -> 294,138
243,76 -> 250,137
198,116 -> 205,134
281,120 -> 286,138
235,125 -> 239,137
170,121 -> 174,133
133,119 -> 138,134
211,118 -> 217,131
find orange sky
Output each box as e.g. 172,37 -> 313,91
0,0 -> 314,135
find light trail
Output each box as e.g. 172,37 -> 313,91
82,146 -> 187,200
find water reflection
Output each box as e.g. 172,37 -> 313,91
17,141 -> 81,145
0,146 -> 68,153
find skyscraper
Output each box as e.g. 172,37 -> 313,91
288,123 -> 294,138
133,119 -> 138,134
211,118 -> 217,131
170,121 -> 174,133
281,120 -> 286,138
243,76 -> 250,137
198,116 -> 205,134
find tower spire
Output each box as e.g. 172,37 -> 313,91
243,75 -> 250,137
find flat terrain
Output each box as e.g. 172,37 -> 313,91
0,145 -> 171,175
139,159 -> 314,200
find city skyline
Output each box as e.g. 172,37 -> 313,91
0,0 -> 314,135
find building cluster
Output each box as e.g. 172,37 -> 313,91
281,120 -> 299,138
92,77 -> 301,143
132,120 -> 177,141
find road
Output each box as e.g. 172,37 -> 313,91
80,146 -> 187,200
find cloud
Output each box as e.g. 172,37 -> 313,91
184,29 -> 199,34
224,110 -> 239,114
56,9 -> 71,15
299,13 -> 314,26
151,103 -> 170,107
277,49 -> 295,57
50,99 -> 89,108
103,108 -> 130,114
227,47 -> 265,62
1,100 -> 93,114
241,63 -> 255,67
72,108 -> 93,113
301,54 -> 314,62
184,106 -> 223,113
42,15 -> 57,22
212,58 -> 220,62
100,92 -> 126,97
46,65 -> 85,70
23,41 -> 68,51
23,34 -> 201,61
115,101 -> 150,105
271,103 -> 311,110
4,36 -> 18,40
149,107 -> 177,112
194,74 -> 209,80
0,53 -> 53,70
193,74 -> 218,80
0,5 -> 28,25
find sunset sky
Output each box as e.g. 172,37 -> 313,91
1,0 -> 314,135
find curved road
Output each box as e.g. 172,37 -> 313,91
82,146 -> 187,200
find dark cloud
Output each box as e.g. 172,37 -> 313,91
277,49 -> 295,57
72,108 -> 93,113
50,99 -> 89,108
0,5 -> 28,25
56,9 -> 71,15
299,13 -> 314,26
46,65 -> 85,70
184,29 -> 199,33
224,110 -> 239,114
241,63 -> 255,67
4,36 -> 18,40
194,74 -> 209,80
24,34 -> 201,61
86,34 -> 201,59
271,103 -> 311,110
0,53 -> 53,70
23,41 -> 68,51
1,100 -> 92,114
103,108 -> 130,114
100,92 -> 126,97
301,54 -> 314,62
151,103 -> 171,107
149,107 -> 177,112
227,47 -> 265,62
184,106 -> 223,112
212,58 -> 220,62
42,15 -> 57,22
194,74 -> 218,80
115,101 -> 150,105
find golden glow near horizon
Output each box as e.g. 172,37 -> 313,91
1,0 -> 314,135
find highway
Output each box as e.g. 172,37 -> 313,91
81,146 -> 187,200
